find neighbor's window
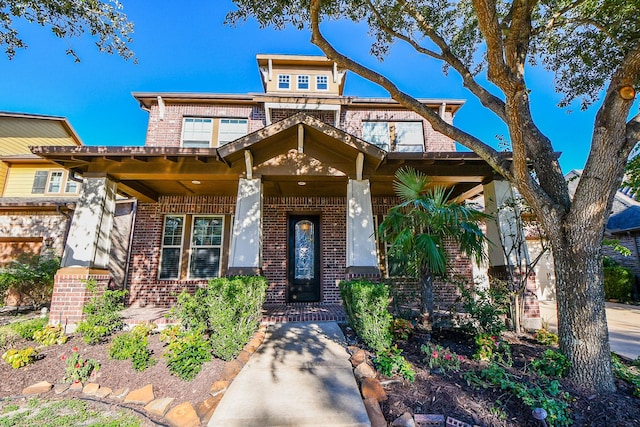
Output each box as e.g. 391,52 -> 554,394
297,75 -> 310,90
218,119 -> 249,146
32,171 -> 48,194
316,75 -> 328,91
278,74 -> 291,89
31,170 -> 79,195
159,215 -> 185,280
189,216 -> 224,279
182,117 -> 213,148
362,122 -> 391,151
361,121 -> 424,152
47,171 -> 63,193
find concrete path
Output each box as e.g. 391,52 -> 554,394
539,301 -> 640,360
208,322 -> 370,427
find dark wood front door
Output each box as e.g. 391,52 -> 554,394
288,215 -> 321,302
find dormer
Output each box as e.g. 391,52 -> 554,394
257,54 -> 346,96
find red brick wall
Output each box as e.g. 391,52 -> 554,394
49,269 -> 110,329
271,109 -> 335,125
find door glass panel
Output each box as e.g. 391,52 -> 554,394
294,220 -> 314,280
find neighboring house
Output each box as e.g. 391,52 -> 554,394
32,54 -> 536,328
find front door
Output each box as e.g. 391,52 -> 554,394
288,215 -> 321,302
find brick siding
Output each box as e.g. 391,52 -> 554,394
49,270 -> 110,328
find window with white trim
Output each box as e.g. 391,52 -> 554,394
297,75 -> 310,90
218,119 -> 249,146
361,121 -> 424,152
182,117 -> 213,148
278,74 -> 291,89
47,171 -> 63,193
316,75 -> 328,91
159,215 -> 185,279
189,216 -> 224,279
31,170 -> 79,195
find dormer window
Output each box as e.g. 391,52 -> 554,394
316,75 -> 328,91
278,74 -> 291,90
297,75 -> 310,90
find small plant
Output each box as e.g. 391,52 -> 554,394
109,324 -> 156,371
603,262 -> 634,302
455,281 -> 509,337
76,280 -> 126,344
374,345 -> 415,382
163,330 -> 211,381
421,343 -> 464,373
0,325 -> 20,351
339,279 -> 393,352
1,347 -> 37,368
63,348 -> 100,383
534,326 -> 559,346
10,317 -> 48,340
531,349 -> 571,378
33,325 -> 68,346
474,333 -> 512,366
390,318 -> 414,341
612,353 -> 640,397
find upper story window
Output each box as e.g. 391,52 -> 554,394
182,117 -> 213,148
32,170 -> 79,195
278,74 -> 291,90
316,75 -> 328,91
297,75 -> 310,90
218,119 -> 249,146
361,121 -> 424,152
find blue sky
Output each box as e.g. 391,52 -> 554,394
0,1 -> 629,173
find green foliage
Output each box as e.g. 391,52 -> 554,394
63,349 -> 100,383
603,265 -> 634,302
456,281 -> 509,337
171,276 -> 268,361
9,317 -> 48,340
0,256 -> 60,307
374,345 -> 415,382
390,318 -> 414,341
163,330 -> 211,381
421,343 -> 464,373
603,240 -> 632,257
611,353 -> 640,397
1,347 -> 37,369
109,324 -> 156,371
339,279 -> 392,352
534,327 -> 559,346
475,363 -> 573,427
531,349 -> 571,378
0,326 -> 19,351
474,333 -> 512,366
33,325 -> 67,346
76,280 -> 126,344
0,0 -> 135,61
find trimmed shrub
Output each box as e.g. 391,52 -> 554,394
163,330 -> 211,381
109,324 -> 156,371
339,279 -> 393,352
171,276 -> 268,361
604,265 -> 634,302
76,280 -> 126,344
0,255 -> 60,307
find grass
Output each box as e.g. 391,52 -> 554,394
0,398 -> 143,427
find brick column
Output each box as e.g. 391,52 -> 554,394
50,176 -> 116,330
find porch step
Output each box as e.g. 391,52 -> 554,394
261,303 -> 346,324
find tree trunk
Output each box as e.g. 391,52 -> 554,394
551,230 -> 616,392
420,270 -> 434,328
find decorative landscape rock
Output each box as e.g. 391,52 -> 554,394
354,361 -> 377,381
392,412 -> 416,427
111,387 -> 130,400
220,360 -> 243,381
363,397 -> 387,427
165,401 -> 200,427
361,377 -> 387,402
145,397 -> 175,417
350,349 -> 368,367
236,350 -> 251,365
22,381 -> 52,395
54,383 -> 70,395
94,386 -> 112,399
194,394 -> 223,423
124,384 -> 154,405
69,381 -> 83,392
82,382 -> 100,396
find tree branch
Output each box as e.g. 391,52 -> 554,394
308,0 -> 513,181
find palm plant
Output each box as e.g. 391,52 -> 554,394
379,167 -> 489,327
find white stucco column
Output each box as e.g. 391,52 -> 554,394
228,178 -> 262,276
61,175 -> 117,269
346,179 -> 380,276
483,180 -> 529,268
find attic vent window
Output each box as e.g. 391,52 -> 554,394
278,74 -> 290,90
297,75 -> 310,90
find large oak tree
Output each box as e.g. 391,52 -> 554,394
228,0 -> 640,392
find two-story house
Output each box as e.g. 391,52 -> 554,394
33,54 -> 536,328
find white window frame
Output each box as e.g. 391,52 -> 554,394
159,215 -> 185,280
362,122 -> 391,151
181,117 -> 213,148
316,75 -> 328,91
218,118 -> 249,146
47,171 -> 64,193
297,75 -> 310,90
188,215 -> 224,279
278,74 -> 291,90
394,121 -> 425,152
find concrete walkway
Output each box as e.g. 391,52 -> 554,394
539,301 -> 640,360
208,322 -> 370,427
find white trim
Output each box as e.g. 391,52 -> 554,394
297,75 -> 310,90
181,117 -> 213,148
159,214 -> 185,280
277,74 -> 291,90
316,75 -> 329,91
